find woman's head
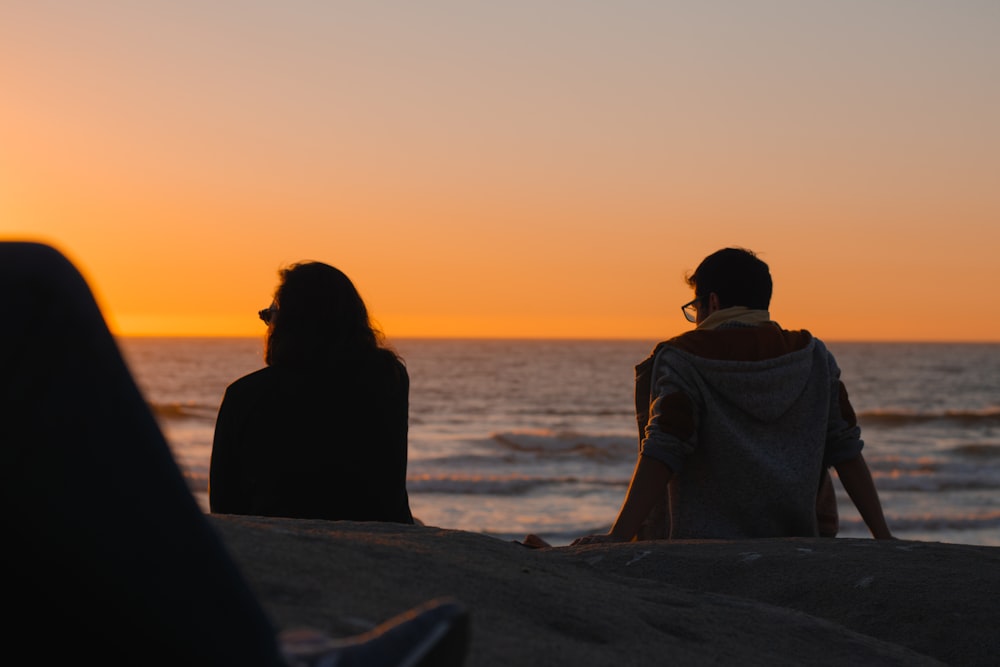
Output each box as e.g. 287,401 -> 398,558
264,261 -> 384,368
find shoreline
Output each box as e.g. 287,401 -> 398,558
211,515 -> 999,666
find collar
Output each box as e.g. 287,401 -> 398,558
697,306 -> 776,331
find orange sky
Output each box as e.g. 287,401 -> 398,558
3,2 -> 999,342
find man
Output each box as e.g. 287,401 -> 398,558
574,247 -> 892,545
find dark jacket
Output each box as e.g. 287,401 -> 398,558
209,349 -> 414,523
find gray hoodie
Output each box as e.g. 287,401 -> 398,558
637,323 -> 863,539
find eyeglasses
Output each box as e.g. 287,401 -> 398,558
681,296 -> 703,323
258,304 -> 277,325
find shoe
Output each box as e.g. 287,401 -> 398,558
281,597 -> 469,667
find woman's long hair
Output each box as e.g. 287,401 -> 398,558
264,261 -> 395,369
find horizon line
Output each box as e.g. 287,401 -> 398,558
113,333 -> 1000,345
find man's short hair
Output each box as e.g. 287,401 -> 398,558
686,247 -> 772,310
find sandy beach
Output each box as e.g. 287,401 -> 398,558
211,515 -> 998,666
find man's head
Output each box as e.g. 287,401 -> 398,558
686,247 -> 772,313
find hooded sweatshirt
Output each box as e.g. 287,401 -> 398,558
636,309 -> 863,539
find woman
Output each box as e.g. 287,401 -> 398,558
210,261 -> 414,524
4,242 -> 464,665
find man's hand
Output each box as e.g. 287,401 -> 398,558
570,533 -> 627,546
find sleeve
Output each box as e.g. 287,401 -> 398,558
823,355 -> 864,467
370,358 -> 414,523
388,363 -> 412,499
208,385 -> 249,514
639,352 -> 699,474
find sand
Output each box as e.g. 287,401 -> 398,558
210,515 -> 999,666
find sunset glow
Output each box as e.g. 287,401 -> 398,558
3,2 -> 999,342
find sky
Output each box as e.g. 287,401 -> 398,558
2,1 -> 999,342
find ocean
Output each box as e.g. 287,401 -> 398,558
118,337 -> 1000,548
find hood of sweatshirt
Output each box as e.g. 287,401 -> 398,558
658,323 -> 823,424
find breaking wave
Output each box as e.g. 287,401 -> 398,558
148,401 -> 218,421
859,407 -> 1000,426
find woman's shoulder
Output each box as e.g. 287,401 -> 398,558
225,366 -> 278,395
369,347 -> 409,384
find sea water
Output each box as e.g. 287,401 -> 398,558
118,337 -> 1000,547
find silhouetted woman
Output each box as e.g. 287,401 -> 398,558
210,261 -> 414,523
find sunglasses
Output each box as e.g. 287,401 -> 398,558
258,304 -> 277,325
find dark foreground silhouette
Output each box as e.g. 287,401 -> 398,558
1,241 -> 468,666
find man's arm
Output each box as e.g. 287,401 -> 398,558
834,453 -> 893,539
572,456 -> 673,545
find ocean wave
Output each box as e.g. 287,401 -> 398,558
865,455 -> 998,492
839,511 -> 1000,535
950,443 -> 1000,458
490,430 -> 635,459
510,406 -> 634,418
182,469 -> 208,494
406,472 -> 627,495
859,407 -> 1000,427
149,401 -> 218,421
865,468 -> 999,493
869,455 -> 942,473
